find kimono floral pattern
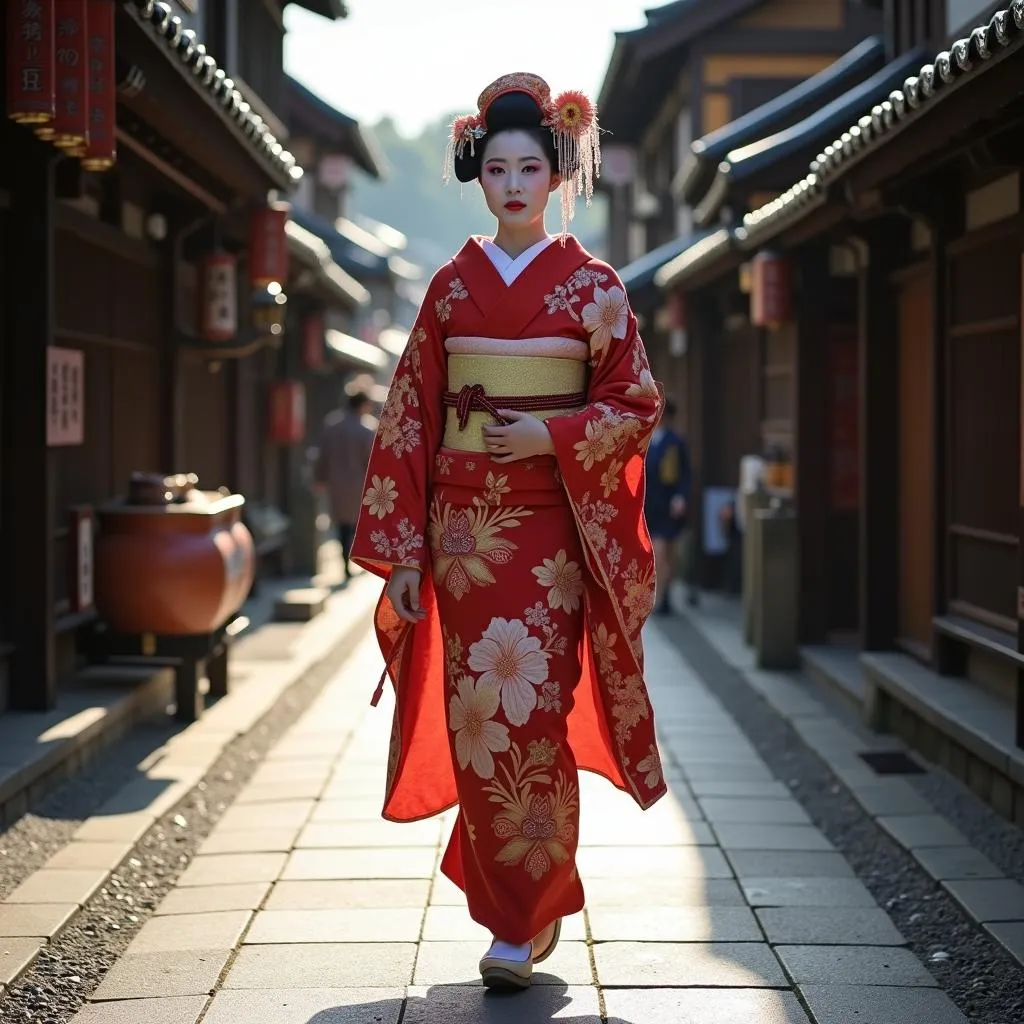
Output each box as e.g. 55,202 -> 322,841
350,237 -> 664,945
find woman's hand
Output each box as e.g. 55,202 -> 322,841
483,410 -> 555,463
386,566 -> 426,624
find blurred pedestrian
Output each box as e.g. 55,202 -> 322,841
644,397 -> 693,614
315,384 -> 375,582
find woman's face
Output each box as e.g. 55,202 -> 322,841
479,130 -> 560,230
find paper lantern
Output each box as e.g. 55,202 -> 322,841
249,203 -> 289,289
750,252 -> 792,328
53,1 -> 88,153
80,0 -> 115,172
198,251 -> 238,342
6,0 -> 56,130
268,380 -> 306,445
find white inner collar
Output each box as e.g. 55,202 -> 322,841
482,236 -> 554,285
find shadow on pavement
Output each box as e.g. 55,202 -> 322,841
305,982 -> 636,1022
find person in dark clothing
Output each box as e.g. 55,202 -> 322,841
644,397 -> 693,614
315,388 -> 376,581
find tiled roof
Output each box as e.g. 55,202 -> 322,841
620,228 -> 717,294
129,1 -> 300,186
660,0 -> 1024,288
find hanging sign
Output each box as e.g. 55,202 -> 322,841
268,380 -> 306,445
68,506 -> 95,613
47,346 -> 85,446
198,251 -> 238,342
250,203 -> 290,289
53,0 -> 88,153
750,251 -> 792,328
6,0 -> 56,130
81,0 -> 115,171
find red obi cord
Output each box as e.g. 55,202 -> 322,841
443,383 -> 586,430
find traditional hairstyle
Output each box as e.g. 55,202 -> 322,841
442,72 -> 601,238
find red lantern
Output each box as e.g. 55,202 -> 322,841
302,315 -> 325,371
52,1 -> 88,153
6,0 -> 56,130
666,291 -> 687,332
750,251 -> 792,328
250,203 -> 290,289
198,251 -> 238,342
268,381 -> 306,445
80,0 -> 115,172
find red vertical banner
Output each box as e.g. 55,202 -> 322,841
250,204 -> 290,288
81,0 -> 115,171
6,0 -> 56,130
268,381 -> 306,445
53,0 -> 88,153
302,315 -> 325,370
750,252 -> 792,328
829,333 -> 860,512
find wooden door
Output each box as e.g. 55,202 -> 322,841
897,267 -> 934,656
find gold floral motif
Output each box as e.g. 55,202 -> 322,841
448,676 -> 510,780
527,738 -> 559,768
532,549 -> 584,613
362,475 -> 398,519
377,375 -> 422,457
591,622 -> 618,672
404,326 -> 426,383
435,276 -> 469,323
599,458 -> 624,498
581,285 -> 629,361
369,517 -> 424,564
543,266 -> 609,322
483,470 -> 511,505
443,625 -> 466,684
435,454 -> 454,476
484,742 -> 578,882
636,745 -> 663,789
428,499 -> 530,601
467,617 -> 549,727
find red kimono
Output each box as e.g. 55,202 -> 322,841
351,235 -> 667,943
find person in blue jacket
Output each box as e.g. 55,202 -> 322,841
644,397 -> 693,615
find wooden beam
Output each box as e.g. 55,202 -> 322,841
1,137 -> 57,709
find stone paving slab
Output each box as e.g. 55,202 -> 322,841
216,800 -> 316,832
127,911 -> 252,954
740,878 -> 877,908
402,984 -> 602,1023
234,779 -> 329,803
420,906 -> 586,943
0,902 -> 77,937
912,845 -> 1005,882
266,879 -> 432,911
45,841 -> 134,871
725,850 -> 856,879
176,853 -> 287,887
941,877 -> 1024,924
756,907 -> 906,946
579,817 -> 716,846
1,937 -> 43,987
413,940 -> 593,986
198,826 -> 302,854
73,811 -> 157,845
202,988 -> 406,1024
310,798 -> 401,822
587,905 -> 762,943
984,921 -> 1024,966
602,987 -> 813,1024
712,824 -> 835,852
155,884 -> 272,916
697,798 -> 812,825
798,983 -> 969,1024
89,948 -> 234,1000
686,779 -> 793,799
877,814 -> 970,849
4,868 -> 109,905
222,943 -> 418,989
581,876 -> 747,908
676,762 -> 778,783
243,908 -> 423,944
592,941 -> 788,987
296,820 -> 443,849
282,847 -> 438,880
575,845 -> 732,878
70,995 -> 208,1024
775,945 -> 938,987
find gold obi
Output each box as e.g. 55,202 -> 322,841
442,353 -> 587,453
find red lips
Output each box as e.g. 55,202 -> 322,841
504,201 -> 526,211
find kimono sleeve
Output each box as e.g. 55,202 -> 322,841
545,267 -> 662,619
350,274 -> 448,578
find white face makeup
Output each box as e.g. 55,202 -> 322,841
478,130 -> 560,232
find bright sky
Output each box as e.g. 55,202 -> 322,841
283,1 -> 652,137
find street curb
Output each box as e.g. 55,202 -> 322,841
665,600 -> 1024,972
0,580 -> 378,999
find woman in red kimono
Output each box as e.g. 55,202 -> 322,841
351,72 -> 667,990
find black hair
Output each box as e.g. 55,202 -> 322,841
347,390 -> 371,411
663,397 -> 677,419
454,91 -> 559,183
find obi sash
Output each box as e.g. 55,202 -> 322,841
441,336 -> 588,453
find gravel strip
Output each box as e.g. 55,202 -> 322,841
0,633 -> 365,1024
659,614 -> 1024,1024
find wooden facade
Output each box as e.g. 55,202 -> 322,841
0,0 -> 363,715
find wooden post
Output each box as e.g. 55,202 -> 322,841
796,242 -> 831,643
1,135 -> 57,709
857,217 -> 907,651
1017,244 -> 1024,748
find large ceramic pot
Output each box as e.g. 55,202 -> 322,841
94,492 -> 255,636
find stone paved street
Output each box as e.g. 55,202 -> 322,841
57,623 -> 973,1024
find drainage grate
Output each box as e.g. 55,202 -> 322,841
858,750 -> 926,775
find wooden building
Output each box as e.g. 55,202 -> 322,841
0,0 -> 361,716
641,0 -> 1024,818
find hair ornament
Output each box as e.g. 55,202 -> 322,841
443,114 -> 486,185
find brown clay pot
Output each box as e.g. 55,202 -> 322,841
94,493 -> 256,636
